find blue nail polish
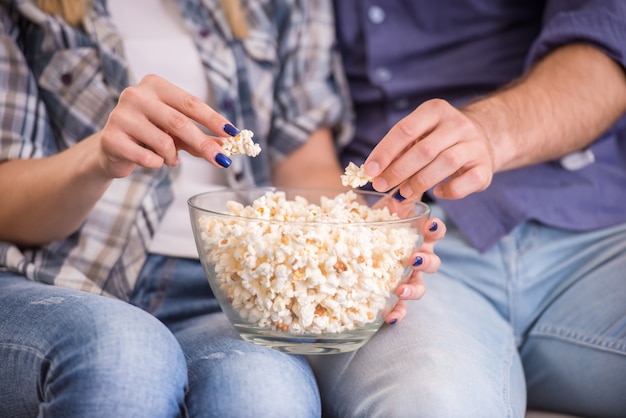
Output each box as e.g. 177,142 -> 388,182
393,190 -> 406,202
223,123 -> 239,136
413,256 -> 423,267
429,221 -> 438,232
216,153 -> 232,168
389,318 -> 398,325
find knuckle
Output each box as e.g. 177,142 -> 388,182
387,164 -> 405,181
135,150 -> 159,168
105,109 -> 124,127
441,149 -> 463,167
396,118 -> 419,139
469,166 -> 492,190
418,144 -> 438,161
153,131 -> 174,151
141,73 -> 161,86
410,171 -> 429,190
118,85 -> 139,103
455,114 -> 476,132
167,112 -> 189,131
197,137 -> 217,158
183,94 -> 203,111
425,98 -> 447,111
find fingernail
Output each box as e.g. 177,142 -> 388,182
413,256 -> 423,267
399,287 -> 410,298
216,153 -> 232,168
223,123 -> 239,136
393,190 -> 405,202
373,178 -> 388,191
429,222 -> 438,232
389,318 -> 398,325
364,161 -> 381,176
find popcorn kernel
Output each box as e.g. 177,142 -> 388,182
197,190 -> 419,335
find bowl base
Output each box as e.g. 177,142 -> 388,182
235,324 -> 380,355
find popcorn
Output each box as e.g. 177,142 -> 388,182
197,190 -> 420,335
221,129 -> 261,157
341,162 -> 373,188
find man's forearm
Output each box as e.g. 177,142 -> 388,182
272,127 -> 345,189
464,43 -> 626,172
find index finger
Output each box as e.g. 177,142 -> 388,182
141,75 -> 238,162
363,99 -> 447,188
150,75 -> 233,133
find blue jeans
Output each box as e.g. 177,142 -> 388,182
310,205 -> 626,418
0,255 -> 320,417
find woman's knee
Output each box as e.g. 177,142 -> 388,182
0,279 -> 188,417
51,296 -> 188,408
178,320 -> 321,418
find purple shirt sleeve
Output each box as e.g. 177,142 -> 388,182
527,0 -> 626,69
335,0 -> 626,252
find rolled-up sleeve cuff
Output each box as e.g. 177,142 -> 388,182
526,6 -> 626,70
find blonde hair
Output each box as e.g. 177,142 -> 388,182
37,0 -> 88,27
37,0 -> 248,39
220,0 -> 248,39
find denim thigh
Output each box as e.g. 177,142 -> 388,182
437,209 -> 626,417
0,274 -> 187,418
131,254 -> 322,418
310,206 -> 626,418
516,222 -> 626,417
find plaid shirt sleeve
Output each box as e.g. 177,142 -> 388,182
0,5 -> 51,161
177,0 -> 353,187
0,2 -> 172,299
0,0 -> 353,299
266,0 -> 353,164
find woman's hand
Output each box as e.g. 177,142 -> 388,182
384,216 -> 446,325
363,98 -> 495,200
98,74 -> 238,179
0,75 -> 240,245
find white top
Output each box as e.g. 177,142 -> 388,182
109,0 -> 227,258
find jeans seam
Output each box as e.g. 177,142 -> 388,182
530,324 -> 626,354
150,257 -> 176,314
0,343 -> 47,360
499,338 -> 518,418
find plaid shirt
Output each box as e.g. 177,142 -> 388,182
0,0 -> 352,300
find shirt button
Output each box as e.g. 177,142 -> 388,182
199,28 -> 211,37
374,67 -> 392,82
393,98 -> 410,110
368,6 -> 385,24
223,98 -> 234,111
60,72 -> 73,85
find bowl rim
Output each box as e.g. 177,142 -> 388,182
187,186 -> 430,226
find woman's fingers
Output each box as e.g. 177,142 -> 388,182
385,300 -> 408,325
397,270 -> 427,299
119,76 -> 234,165
383,216 -> 445,324
100,74 -> 240,178
143,74 -> 232,136
422,217 -> 446,248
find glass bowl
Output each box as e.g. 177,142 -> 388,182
188,187 -> 430,354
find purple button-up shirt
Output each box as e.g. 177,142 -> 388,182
335,0 -> 626,252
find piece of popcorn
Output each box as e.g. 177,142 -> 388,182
197,190 -> 420,335
341,162 -> 373,188
221,129 -> 261,157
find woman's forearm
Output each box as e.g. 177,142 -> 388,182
465,43 -> 626,172
0,133 -> 112,245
